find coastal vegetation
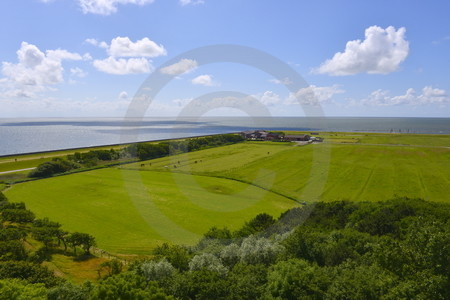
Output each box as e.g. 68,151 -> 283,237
0,131 -> 448,298
1,189 -> 449,299
3,132 -> 449,253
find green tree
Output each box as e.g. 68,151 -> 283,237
67,232 -> 95,255
98,259 -> 123,278
0,261 -> 62,287
266,258 -> 330,299
90,272 -> 173,300
1,209 -> 35,223
47,282 -> 91,300
0,240 -> 27,261
140,259 -> 175,282
227,263 -> 268,300
188,253 -> 227,275
0,279 -> 47,300
152,243 -> 191,271
326,262 -> 398,300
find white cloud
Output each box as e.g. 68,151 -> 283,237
93,56 -> 151,74
254,91 -> 280,106
78,0 -> 155,15
269,77 -> 292,85
315,26 -> 409,75
179,0 -> 204,6
90,36 -> 165,75
285,85 -> 345,106
108,36 -> 166,57
173,98 -> 193,107
70,67 -> 87,78
160,59 -> 198,75
358,86 -> 449,106
191,74 -> 217,86
118,91 -> 128,99
1,42 -> 83,97
83,53 -> 93,60
85,38 -> 108,49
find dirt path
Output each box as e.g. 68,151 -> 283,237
0,167 -> 35,175
0,153 -> 67,164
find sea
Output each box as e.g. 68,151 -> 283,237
0,117 -> 449,156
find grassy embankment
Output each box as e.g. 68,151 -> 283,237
3,132 -> 449,256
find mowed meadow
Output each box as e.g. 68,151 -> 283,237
4,133 -> 450,254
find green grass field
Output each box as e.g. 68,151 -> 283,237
4,133 -> 449,255
5,167 -> 296,254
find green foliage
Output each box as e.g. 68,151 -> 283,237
67,232 -> 96,255
1,208 -> 35,223
152,243 -> 191,271
326,262 -> 398,300
238,236 -> 284,265
47,282 -> 91,300
168,270 -> 228,300
0,279 -> 47,300
0,240 -> 27,261
0,228 -> 27,241
1,196 -> 448,299
67,149 -> 120,166
203,226 -> 232,240
226,263 -> 268,299
234,213 -> 276,237
28,158 -> 80,178
266,259 -> 329,299
189,253 -> 228,275
90,272 -> 173,300
98,259 -> 123,278
125,134 -> 244,161
0,192 -> 7,203
139,259 -> 175,282
0,261 -> 62,287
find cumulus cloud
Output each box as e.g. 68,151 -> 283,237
91,36 -> 165,75
179,0 -> 204,6
315,26 -> 409,75
70,67 -> 87,78
191,74 -> 217,86
359,86 -> 449,106
285,85 -> 345,106
108,36 -> 166,57
118,91 -> 128,99
160,59 -> 198,75
1,42 -> 83,97
85,38 -> 108,49
93,56 -> 151,74
78,0 -> 155,15
254,91 -> 280,106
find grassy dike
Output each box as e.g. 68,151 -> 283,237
3,132 -> 450,255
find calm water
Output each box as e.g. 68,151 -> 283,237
0,117 -> 449,156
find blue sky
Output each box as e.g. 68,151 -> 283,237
0,0 -> 449,118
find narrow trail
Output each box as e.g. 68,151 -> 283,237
0,167 -> 35,175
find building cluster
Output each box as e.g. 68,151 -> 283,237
240,130 -> 323,142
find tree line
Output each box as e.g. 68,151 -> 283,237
1,190 -> 448,299
29,134 -> 244,178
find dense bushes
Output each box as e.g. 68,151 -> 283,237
0,192 -> 448,299
125,133 -> 245,161
28,134 -> 244,178
28,158 -> 80,178
129,197 -> 449,299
